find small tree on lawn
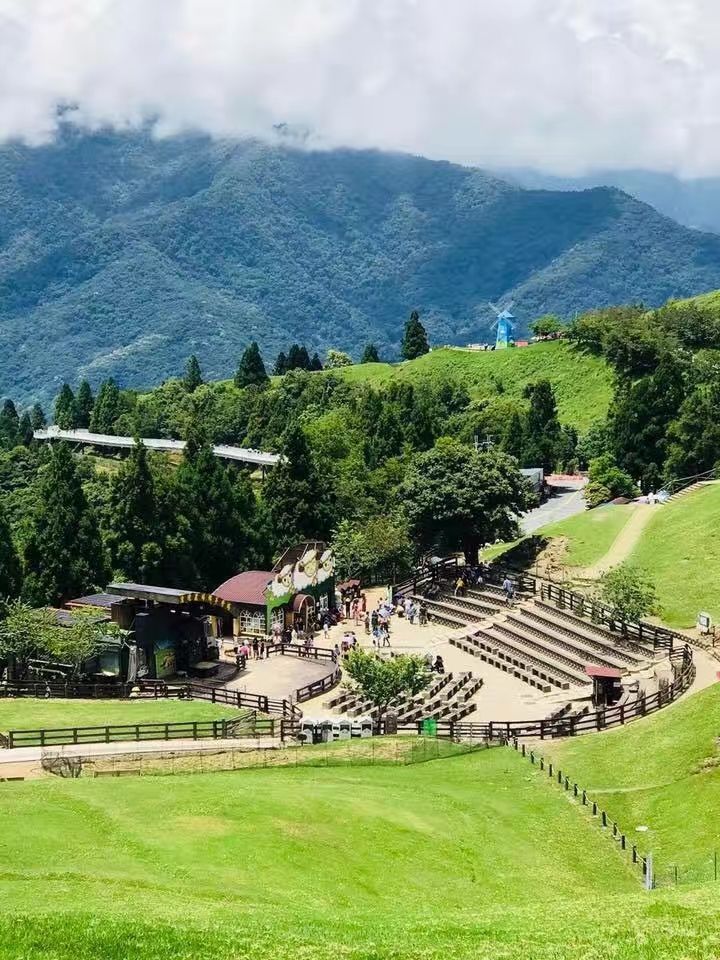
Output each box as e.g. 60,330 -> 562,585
597,564 -> 657,624
325,349 -> 353,369
344,648 -> 430,723
0,602 -> 59,679
49,611 -> 125,680
401,310 -> 429,360
235,342 -> 269,389
361,343 -> 380,364
530,314 -> 564,338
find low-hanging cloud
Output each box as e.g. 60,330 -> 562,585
1,0 -> 719,176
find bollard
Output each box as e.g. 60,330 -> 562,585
601,811 -> 607,828
548,762 -> 553,777
521,743 -> 526,757
564,776 -> 570,791
592,801 -> 598,816
621,834 -> 626,850
582,790 -> 587,805
573,783 -> 578,797
530,751 -> 535,764
557,770 -> 562,784
540,757 -> 544,770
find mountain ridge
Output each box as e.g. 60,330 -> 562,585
3,130 -> 720,403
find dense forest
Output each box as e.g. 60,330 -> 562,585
3,293 -> 720,608
4,130 -> 720,403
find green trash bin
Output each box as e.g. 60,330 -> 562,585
422,717 -> 438,737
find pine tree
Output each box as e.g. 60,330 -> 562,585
18,411 -> 34,447
105,440 -> 165,581
30,404 -> 46,430
274,351 -> 288,376
90,378 -> 121,434
184,355 -> 203,393
286,344 -> 312,371
54,384 -> 78,430
76,380 -> 94,427
401,310 -> 429,360
22,443 -> 107,605
361,343 -> 380,363
235,342 -> 269,389
523,380 -> 561,472
0,503 -> 21,598
176,422 -> 262,589
0,399 -> 19,449
501,411 -> 526,463
296,345 -> 311,370
310,352 -> 324,371
263,423 -> 333,547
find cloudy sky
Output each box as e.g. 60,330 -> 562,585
0,0 -> 718,176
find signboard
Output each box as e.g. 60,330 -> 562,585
698,612 -> 712,634
154,636 -> 176,679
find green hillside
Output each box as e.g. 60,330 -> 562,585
2,738 -> 720,958
547,684 -> 720,880
538,503 -> 637,567
4,130 -> 720,403
330,341 -> 612,430
628,483 -> 720,628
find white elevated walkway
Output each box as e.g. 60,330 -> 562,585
34,427 -> 280,467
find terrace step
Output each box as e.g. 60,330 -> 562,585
508,611 -> 637,669
532,601 -> 653,658
480,628 -> 580,688
488,623 -> 591,683
449,635 -> 552,692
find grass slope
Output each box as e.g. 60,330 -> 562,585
0,746 -> 653,958
546,684 -> 720,881
627,483 -> 720,628
538,503 -> 637,568
0,698 -> 239,732
332,342 -> 612,431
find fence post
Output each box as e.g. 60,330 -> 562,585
645,852 -> 654,890
540,757 -> 544,771
715,851 -> 718,882
601,811 -> 607,828
548,762 -> 553,777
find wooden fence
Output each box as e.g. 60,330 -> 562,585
511,739 -> 653,887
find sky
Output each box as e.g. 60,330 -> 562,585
0,0 -> 719,176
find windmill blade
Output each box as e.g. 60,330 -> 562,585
487,301 -> 501,316
504,300 -> 515,312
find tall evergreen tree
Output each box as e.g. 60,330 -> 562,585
501,410 -> 526,463
30,403 -> 46,430
274,351 -> 288,376
54,384 -> 78,430
522,380 -> 562,472
105,440 -> 165,581
176,422 -> 262,589
90,378 -> 121,434
184,355 -> 203,393
286,344 -> 312,371
361,343 -> 381,363
263,423 -> 333,547
76,379 -> 94,427
310,352 -> 324,371
401,310 -> 430,360
0,399 -> 19,449
18,411 -> 34,447
23,443 -> 107,605
235,342 -> 269,389
0,503 -> 22,598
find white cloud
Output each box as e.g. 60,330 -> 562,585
0,0 -> 719,175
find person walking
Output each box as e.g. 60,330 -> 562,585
502,575 -> 515,605
323,617 -> 330,643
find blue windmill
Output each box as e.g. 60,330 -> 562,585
488,300 -> 516,350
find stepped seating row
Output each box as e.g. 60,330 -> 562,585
411,595 -> 478,629
487,623 -> 589,684
533,600 -> 655,658
325,671 -> 481,724
513,608 -> 642,668
449,634 -> 552,692
470,629 -> 576,689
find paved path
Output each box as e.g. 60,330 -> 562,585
521,482 -> 587,535
223,654 -> 331,701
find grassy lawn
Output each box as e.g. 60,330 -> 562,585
0,698 -> 240,732
538,503 -> 637,568
627,483 -> 720,628
0,737 -> 719,956
545,683 -> 720,877
328,341 -> 612,431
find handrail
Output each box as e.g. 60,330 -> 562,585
295,666 -> 342,704
661,466 -> 720,498
266,643 -> 338,662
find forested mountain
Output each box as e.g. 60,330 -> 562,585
504,168 -> 720,236
4,129 -> 720,402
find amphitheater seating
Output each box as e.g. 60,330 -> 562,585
449,597 -> 655,693
324,671 -> 480,723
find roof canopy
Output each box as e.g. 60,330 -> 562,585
214,571 -> 273,607
107,582 -> 237,613
585,665 -> 623,679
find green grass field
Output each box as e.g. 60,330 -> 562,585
2,688 -> 720,957
546,683 -> 720,881
626,483 -> 720,628
538,503 -> 637,568
327,342 -> 612,431
0,698 -> 240,732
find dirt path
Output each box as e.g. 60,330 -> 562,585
581,503 -> 656,579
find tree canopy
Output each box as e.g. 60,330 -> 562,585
401,311 -> 429,361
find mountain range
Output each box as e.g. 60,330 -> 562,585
3,129 -> 720,404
